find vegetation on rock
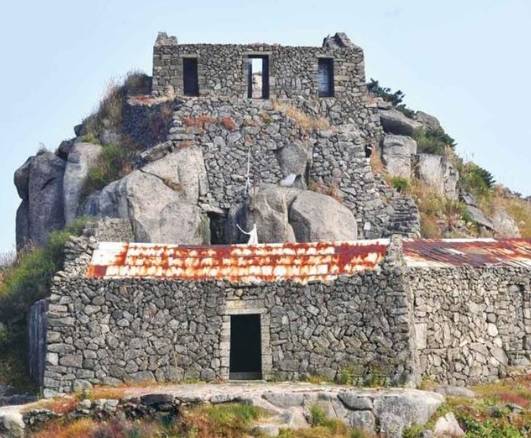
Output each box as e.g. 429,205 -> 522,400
368,78 -> 415,118
0,218 -> 87,391
413,127 -> 456,155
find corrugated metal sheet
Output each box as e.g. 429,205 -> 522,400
403,238 -> 531,269
87,240 -> 390,284
86,238 -> 531,283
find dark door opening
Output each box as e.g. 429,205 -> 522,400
230,314 -> 262,380
318,58 -> 334,97
247,56 -> 269,99
183,58 -> 199,96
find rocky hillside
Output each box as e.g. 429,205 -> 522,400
368,79 -> 530,239
12,73 -> 530,254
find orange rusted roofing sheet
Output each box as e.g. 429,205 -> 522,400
86,240 -> 389,284
403,238 -> 531,269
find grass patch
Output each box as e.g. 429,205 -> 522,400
183,403 -> 263,437
0,217 -> 87,322
0,218 -> 87,392
271,100 -> 330,131
82,71 -> 151,142
407,179 -> 471,238
32,417 -> 176,438
390,176 -> 410,193
80,143 -> 134,199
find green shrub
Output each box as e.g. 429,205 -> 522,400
81,143 -> 134,199
0,217 -> 88,322
413,127 -> 456,155
391,176 -> 410,192
460,162 -> 495,198
367,78 -> 415,118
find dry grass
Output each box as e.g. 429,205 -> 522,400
32,417 -> 98,438
472,374 -> 530,409
494,194 -> 531,238
182,403 -> 264,438
182,114 -> 217,129
271,100 -> 329,131
308,180 -> 343,203
369,148 -> 386,176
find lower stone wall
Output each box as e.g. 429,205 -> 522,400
43,266 -> 415,396
409,266 -> 530,385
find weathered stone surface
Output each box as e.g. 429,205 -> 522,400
289,190 -> 358,242
322,32 -> 358,49
247,185 -> 299,243
491,207 -> 521,237
276,142 -> 311,180
466,205 -> 494,230
434,385 -> 475,398
141,146 -> 208,203
13,157 -> 32,199
0,410 -> 24,438
338,392 -> 373,410
381,134 -> 417,178
84,167 -> 209,244
15,151 -> 66,247
380,109 -> 421,136
373,391 -> 444,437
63,142 -> 102,224
415,154 -> 459,199
414,111 -> 441,132
433,412 -> 465,437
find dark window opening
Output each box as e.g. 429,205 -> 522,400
247,56 -> 269,99
229,314 -> 262,380
318,58 -> 334,97
183,58 -> 199,96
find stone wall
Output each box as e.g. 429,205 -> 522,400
41,236 -> 531,396
409,266 -> 530,385
42,238 -> 416,396
152,33 -> 381,142
162,97 -> 390,238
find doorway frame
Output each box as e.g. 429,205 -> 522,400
221,299 -> 272,380
245,53 -> 271,99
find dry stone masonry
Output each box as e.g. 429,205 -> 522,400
40,236 -> 530,397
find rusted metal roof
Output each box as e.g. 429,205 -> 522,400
86,240 -> 389,284
403,238 -> 531,269
86,238 -> 531,284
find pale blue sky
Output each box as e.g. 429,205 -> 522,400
1,0 -> 530,251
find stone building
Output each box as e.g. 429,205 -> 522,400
40,236 -> 530,396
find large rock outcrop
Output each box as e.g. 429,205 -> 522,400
231,185 -> 358,244
380,135 -> 417,178
289,190 -> 358,242
490,207 -> 521,237
415,154 -> 459,200
379,109 -> 421,136
14,151 -> 66,248
63,143 -> 102,224
84,146 -> 210,244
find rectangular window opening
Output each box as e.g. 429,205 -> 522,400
247,55 -> 269,99
318,58 -> 334,97
229,314 -> 262,380
183,58 -> 199,96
